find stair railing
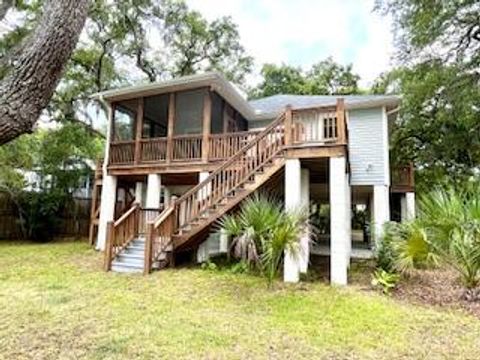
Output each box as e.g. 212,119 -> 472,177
143,112 -> 288,274
144,205 -> 175,274
143,100 -> 347,274
175,112 -> 287,227
104,203 -> 140,271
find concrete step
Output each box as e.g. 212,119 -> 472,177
117,253 -> 144,264
111,261 -> 143,273
123,247 -> 144,256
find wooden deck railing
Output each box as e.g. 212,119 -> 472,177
172,134 -> 203,161
208,130 -> 262,160
108,99 -> 346,166
104,204 -> 140,271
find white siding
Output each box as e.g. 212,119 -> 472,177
348,107 -> 389,186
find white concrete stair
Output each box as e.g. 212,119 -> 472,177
111,236 -> 171,273
111,237 -> 146,273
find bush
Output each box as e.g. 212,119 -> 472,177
17,191 -> 66,242
219,194 -> 310,286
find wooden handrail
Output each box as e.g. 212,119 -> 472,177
104,203 -> 140,271
114,204 -> 138,227
176,112 -> 287,203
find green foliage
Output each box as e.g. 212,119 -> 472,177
381,221 -> 439,275
376,63 -> 480,189
371,269 -> 400,295
16,191 -> 66,242
228,260 -> 249,274
418,185 -> 480,290
0,123 -> 102,241
251,57 -> 361,98
201,260 -> 218,272
219,195 -> 309,286
375,1 -> 480,188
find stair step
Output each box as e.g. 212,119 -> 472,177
117,253 -> 144,261
111,261 -> 143,273
113,256 -> 144,266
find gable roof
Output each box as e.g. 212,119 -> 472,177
92,72 -> 401,121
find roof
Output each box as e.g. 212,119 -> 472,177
92,72 -> 401,121
92,72 -> 256,120
249,94 -> 401,120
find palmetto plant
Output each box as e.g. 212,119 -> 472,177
218,195 -> 310,286
381,220 -> 438,275
418,185 -> 480,298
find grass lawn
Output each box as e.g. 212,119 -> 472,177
1,241 -> 479,359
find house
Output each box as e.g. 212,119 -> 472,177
91,72 -> 415,285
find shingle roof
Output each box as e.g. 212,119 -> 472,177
248,94 -> 401,120
92,72 -> 400,121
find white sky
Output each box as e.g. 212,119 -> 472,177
185,0 -> 394,88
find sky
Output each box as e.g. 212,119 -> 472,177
185,0 -> 394,88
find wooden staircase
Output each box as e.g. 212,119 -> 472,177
139,111 -> 288,273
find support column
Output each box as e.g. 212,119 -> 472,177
96,175 -> 117,251
163,186 -> 171,207
401,192 -> 415,221
146,174 -> 162,209
284,159 -> 301,283
198,171 -> 211,200
373,185 -> 390,244
330,157 -> 349,285
135,182 -> 144,206
299,168 -> 310,274
345,173 -> 352,264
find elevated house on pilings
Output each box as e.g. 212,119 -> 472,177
90,72 -> 415,285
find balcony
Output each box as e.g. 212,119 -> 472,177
107,102 -> 347,174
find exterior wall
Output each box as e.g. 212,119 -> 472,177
348,107 -> 390,186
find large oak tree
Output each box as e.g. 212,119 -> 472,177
0,0 -> 90,145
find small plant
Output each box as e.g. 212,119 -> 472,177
201,260 -> 218,271
371,269 -> 400,295
229,260 -> 249,274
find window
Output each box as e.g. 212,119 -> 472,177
174,89 -> 205,135
113,99 -> 137,141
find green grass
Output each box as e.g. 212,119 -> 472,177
0,241 -> 479,359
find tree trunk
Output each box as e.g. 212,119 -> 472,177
0,0 -> 90,145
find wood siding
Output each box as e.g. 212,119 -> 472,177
348,107 -> 389,186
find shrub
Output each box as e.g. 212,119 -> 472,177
418,185 -> 480,297
219,194 -> 310,286
17,190 -> 66,242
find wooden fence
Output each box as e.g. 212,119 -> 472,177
0,192 -> 92,239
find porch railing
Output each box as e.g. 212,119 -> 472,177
108,100 -> 346,166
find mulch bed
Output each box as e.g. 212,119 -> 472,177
393,268 -> 480,318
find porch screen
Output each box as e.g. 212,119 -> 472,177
113,99 -> 137,141
174,89 -> 205,135
143,94 -> 169,138
210,92 -> 224,134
